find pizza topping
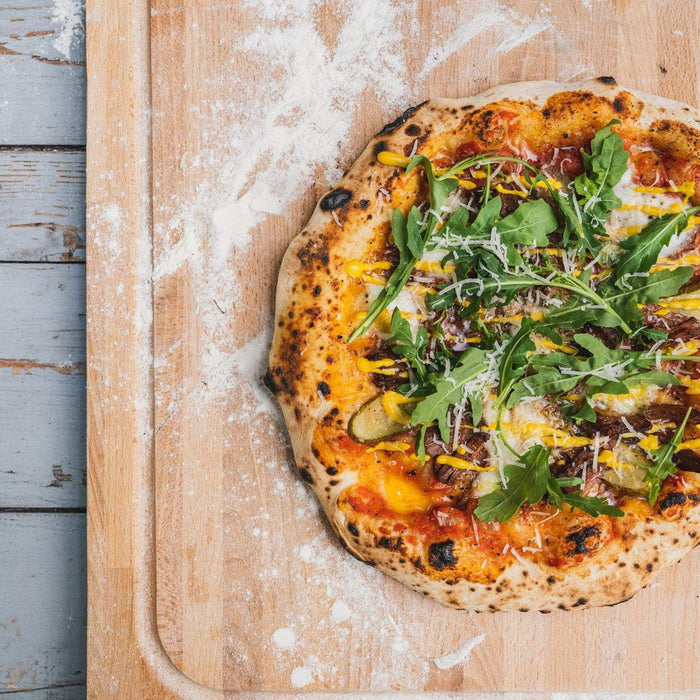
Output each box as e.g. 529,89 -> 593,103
347,120 -> 700,524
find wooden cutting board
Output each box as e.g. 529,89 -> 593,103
86,0 -> 700,696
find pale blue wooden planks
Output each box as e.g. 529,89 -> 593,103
0,1 -> 88,693
0,264 -> 85,364
0,2 -> 86,145
0,151 -> 85,261
0,513 -> 86,694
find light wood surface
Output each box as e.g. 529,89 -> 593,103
88,0 -> 700,696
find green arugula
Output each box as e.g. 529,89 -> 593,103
348,158 -> 458,341
615,206 -> 700,279
573,120 -> 628,240
546,476 -> 624,517
643,408 -> 691,505
473,446 -> 551,523
410,348 -> 488,444
388,308 -> 429,383
507,332 -> 679,406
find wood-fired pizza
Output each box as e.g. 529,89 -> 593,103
267,78 -> 700,611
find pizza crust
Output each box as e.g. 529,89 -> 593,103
268,78 -> 700,611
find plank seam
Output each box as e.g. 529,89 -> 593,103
0,145 -> 86,152
0,507 -> 86,514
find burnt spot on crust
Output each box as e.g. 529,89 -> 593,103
317,381 -> 331,396
325,466 -> 338,476
546,575 -> 556,585
377,101 -> 428,136
596,75 -> 617,85
405,123 -> 421,136
428,540 -> 458,570
373,140 -> 388,157
263,370 -> 278,394
378,536 -> 403,551
358,198 -> 370,209
312,284 -> 322,297
347,522 -> 359,537
320,188 -> 352,211
565,525 -> 602,556
659,491 -> 686,511
613,97 -> 624,112
299,467 -> 314,484
572,597 -> 588,608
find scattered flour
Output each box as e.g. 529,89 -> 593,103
432,633 -> 486,670
136,0 -> 595,692
330,600 -> 352,624
52,0 -> 85,60
290,666 -> 314,688
272,627 -> 296,651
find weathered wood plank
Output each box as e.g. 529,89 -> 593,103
0,369 -> 85,507
0,264 -> 85,365
0,2 -> 85,145
0,514 -> 85,693
0,150 -> 85,262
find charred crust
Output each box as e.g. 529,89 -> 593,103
405,123 -> 421,136
299,467 -> 314,484
378,536 -> 403,551
413,556 -> 424,571
376,101 -> 428,136
373,140 -> 388,157
263,370 -> 278,394
312,284 -> 322,297
359,198 -> 370,209
659,491 -> 686,510
572,597 -> 588,607
428,540 -> 458,570
613,97 -> 624,112
317,381 -> 331,396
546,575 -> 556,585
325,466 -> 338,475
596,75 -> 617,85
565,525 -> 602,556
320,188 -> 352,211
347,523 -> 359,537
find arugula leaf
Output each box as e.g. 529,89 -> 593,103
494,199 -> 559,265
388,308 -> 428,383
644,407 -> 691,505
545,267 -> 693,333
573,120 -> 628,238
507,331 -> 679,405
348,158 -> 457,341
410,348 -> 488,443
615,207 -> 700,279
546,475 -> 624,517
406,155 -> 458,236
562,397 -> 597,423
474,446 -> 551,522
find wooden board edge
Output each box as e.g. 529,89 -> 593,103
85,1 -> 218,697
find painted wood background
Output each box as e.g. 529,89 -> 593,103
0,0 -> 86,697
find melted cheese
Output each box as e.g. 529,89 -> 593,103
592,384 -> 661,415
381,472 -> 434,513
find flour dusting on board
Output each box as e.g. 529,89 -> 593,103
52,0 -> 85,60
147,0 -> 588,691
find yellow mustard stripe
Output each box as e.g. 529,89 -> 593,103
435,455 -> 496,472
368,441 -> 412,453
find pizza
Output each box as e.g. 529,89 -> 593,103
267,78 -> 700,611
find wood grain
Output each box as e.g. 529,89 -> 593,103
0,513 -> 86,694
1,264 -> 85,365
0,150 -> 86,261
0,2 -> 86,145
0,369 -> 85,507
88,0 -> 700,696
